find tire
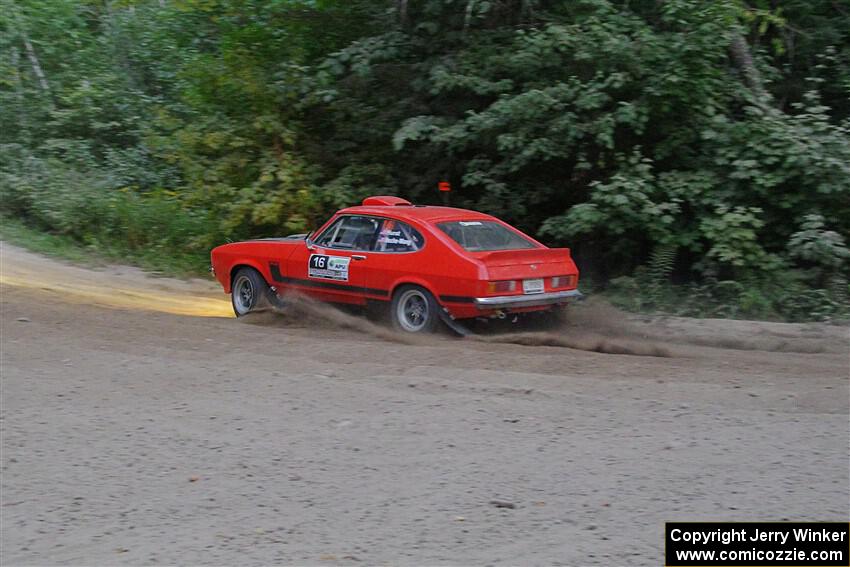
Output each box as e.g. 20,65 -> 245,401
231,267 -> 272,317
390,285 -> 440,333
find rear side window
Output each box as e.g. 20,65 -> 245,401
437,220 -> 537,251
314,216 -> 382,250
375,219 -> 424,253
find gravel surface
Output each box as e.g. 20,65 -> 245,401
1,243 -> 848,566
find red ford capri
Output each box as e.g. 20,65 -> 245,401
211,196 -> 582,333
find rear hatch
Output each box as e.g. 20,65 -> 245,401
473,248 -> 575,281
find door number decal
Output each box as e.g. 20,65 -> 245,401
308,254 -> 351,281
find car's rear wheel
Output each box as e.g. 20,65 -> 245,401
391,285 -> 439,333
231,267 -> 272,317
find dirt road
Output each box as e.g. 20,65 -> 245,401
1,242 -> 848,566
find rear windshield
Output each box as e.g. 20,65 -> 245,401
437,220 -> 537,252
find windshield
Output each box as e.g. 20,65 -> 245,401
437,220 -> 537,252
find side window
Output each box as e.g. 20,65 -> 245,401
314,216 -> 382,250
375,219 -> 424,253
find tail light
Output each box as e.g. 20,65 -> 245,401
551,275 -> 576,288
487,280 -> 517,293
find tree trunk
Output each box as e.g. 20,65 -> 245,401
10,4 -> 54,109
105,0 -> 140,92
10,46 -> 29,141
464,0 -> 476,33
22,34 -> 49,94
729,31 -> 771,105
398,0 -> 408,28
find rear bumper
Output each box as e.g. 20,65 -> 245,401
474,289 -> 584,310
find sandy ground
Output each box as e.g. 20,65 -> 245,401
1,242 -> 848,566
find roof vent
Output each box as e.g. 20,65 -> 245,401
362,196 -> 412,207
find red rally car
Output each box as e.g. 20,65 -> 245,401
211,196 -> 582,333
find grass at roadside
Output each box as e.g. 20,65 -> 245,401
601,273 -> 849,323
1,215 -> 106,265
0,215 -> 208,278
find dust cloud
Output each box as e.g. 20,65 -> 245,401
467,300 -> 673,357
237,292 -> 424,345
238,292 -> 843,356
242,292 -> 674,356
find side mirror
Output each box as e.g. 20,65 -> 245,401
305,231 -> 315,250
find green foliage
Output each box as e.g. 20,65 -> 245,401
788,214 -> 850,270
0,146 -> 217,273
0,0 -> 848,320
699,205 -> 772,271
646,242 -> 677,304
606,275 -> 849,322
0,214 -> 108,266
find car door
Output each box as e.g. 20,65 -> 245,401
361,217 -> 427,297
285,215 -> 382,305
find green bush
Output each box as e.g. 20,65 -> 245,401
0,147 -> 217,274
606,273 -> 849,322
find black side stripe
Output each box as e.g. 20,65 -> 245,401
439,295 -> 475,304
269,262 -> 285,282
280,277 -> 390,297
268,264 -> 389,298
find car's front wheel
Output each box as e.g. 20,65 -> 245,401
231,267 -> 272,317
391,285 -> 439,333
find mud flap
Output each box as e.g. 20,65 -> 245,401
267,287 -> 287,311
439,307 -> 472,336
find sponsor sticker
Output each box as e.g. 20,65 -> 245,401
379,236 -> 413,246
308,254 -> 350,281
